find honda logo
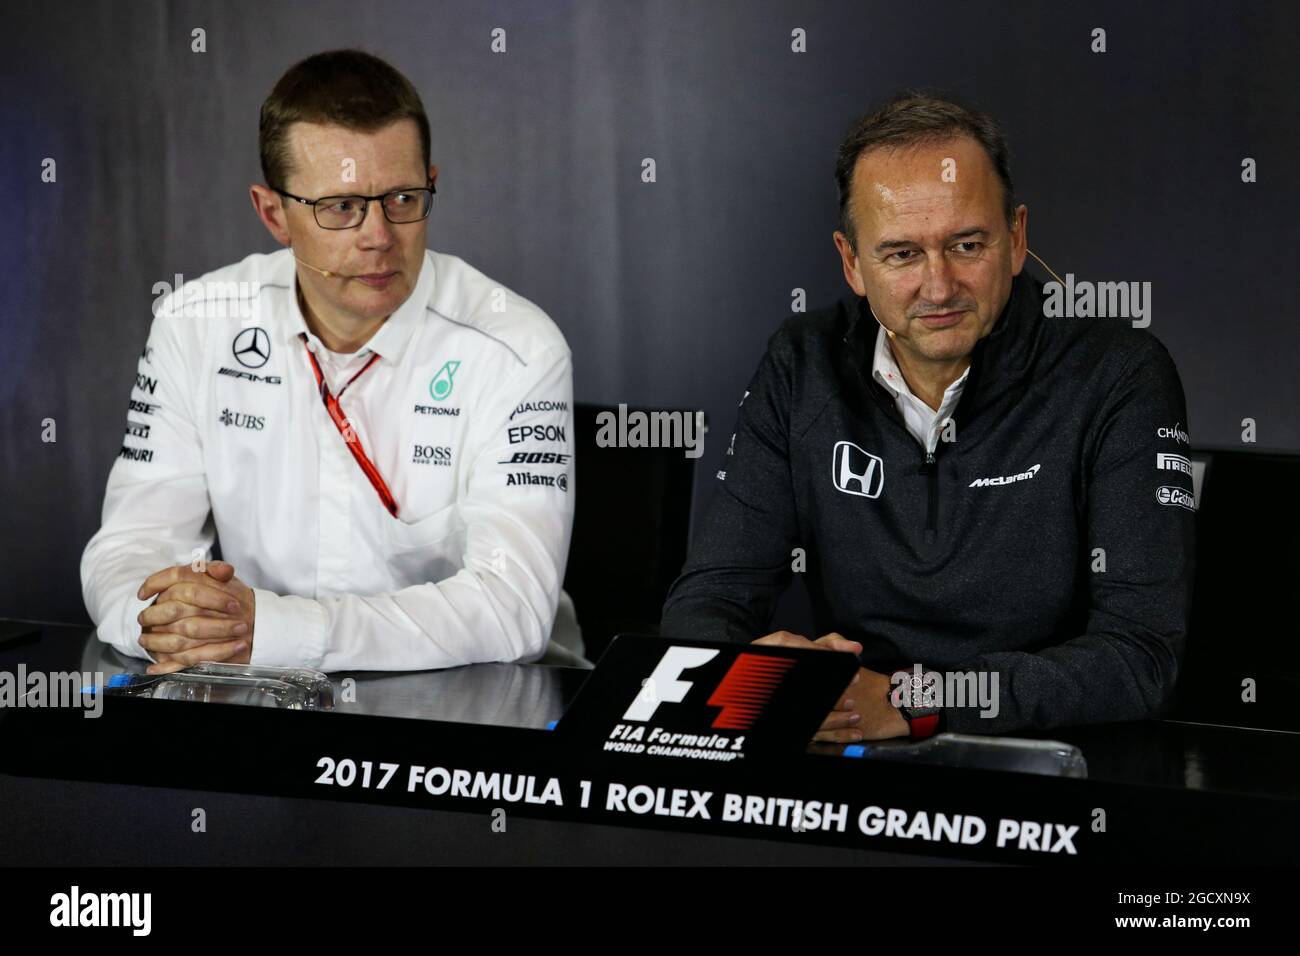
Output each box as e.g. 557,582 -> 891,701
832,440 -> 884,498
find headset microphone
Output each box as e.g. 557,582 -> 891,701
294,256 -> 345,280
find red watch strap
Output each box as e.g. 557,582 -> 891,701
909,713 -> 940,739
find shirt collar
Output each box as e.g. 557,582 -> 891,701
870,322 -> 970,402
848,270 -> 1040,412
277,250 -> 433,367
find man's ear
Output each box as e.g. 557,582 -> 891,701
1009,204 -> 1028,277
249,184 -> 292,247
833,230 -> 868,297
428,164 -> 439,190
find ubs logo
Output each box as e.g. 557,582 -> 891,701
232,327 -> 271,368
831,440 -> 884,498
219,408 -> 265,430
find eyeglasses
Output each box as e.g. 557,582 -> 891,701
272,180 -> 436,230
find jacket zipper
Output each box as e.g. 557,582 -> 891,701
849,331 -> 947,539
921,448 -> 938,536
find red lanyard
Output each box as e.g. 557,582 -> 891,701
300,335 -> 399,517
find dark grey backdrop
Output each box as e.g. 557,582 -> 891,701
3,0 -> 1297,626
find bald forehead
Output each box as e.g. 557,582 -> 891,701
850,136 -> 1002,239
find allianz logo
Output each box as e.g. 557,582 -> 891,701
968,463 -> 1041,488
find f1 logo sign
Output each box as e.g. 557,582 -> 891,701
832,440 -> 884,498
624,646 -> 797,730
624,647 -> 718,722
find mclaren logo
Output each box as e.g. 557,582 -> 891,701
832,441 -> 884,498
232,327 -> 270,369
969,463 -> 1041,488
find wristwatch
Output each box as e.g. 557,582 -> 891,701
889,668 -> 942,739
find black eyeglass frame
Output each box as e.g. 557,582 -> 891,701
272,179 -> 436,229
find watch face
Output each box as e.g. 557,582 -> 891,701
893,669 -> 937,711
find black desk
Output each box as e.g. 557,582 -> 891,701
2,621 -> 1298,865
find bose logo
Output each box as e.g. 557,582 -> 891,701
832,441 -> 884,498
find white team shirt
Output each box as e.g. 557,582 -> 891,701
871,324 -> 969,455
81,247 -> 575,671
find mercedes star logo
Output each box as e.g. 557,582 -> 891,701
233,327 -> 271,369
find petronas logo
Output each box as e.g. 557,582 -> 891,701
429,360 -> 461,402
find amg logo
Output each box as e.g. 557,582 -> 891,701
413,404 -> 461,416
118,445 -> 153,462
218,367 -> 282,385
505,471 -> 568,491
1156,452 -> 1193,475
969,463 -> 1041,487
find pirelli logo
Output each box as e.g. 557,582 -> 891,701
1156,453 -> 1193,476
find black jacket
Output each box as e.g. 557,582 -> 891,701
661,271 -> 1196,734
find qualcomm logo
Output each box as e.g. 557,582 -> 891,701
969,463 -> 1041,488
832,441 -> 884,498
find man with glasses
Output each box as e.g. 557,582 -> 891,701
81,50 -> 579,673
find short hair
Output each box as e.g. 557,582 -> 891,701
834,90 -> 1016,250
259,49 -> 431,191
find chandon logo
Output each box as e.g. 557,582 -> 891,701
968,463 -> 1041,487
624,647 -> 794,730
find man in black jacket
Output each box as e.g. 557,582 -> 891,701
660,91 -> 1196,740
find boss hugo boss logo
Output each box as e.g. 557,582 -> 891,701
429,359 -> 461,401
832,441 -> 884,498
232,327 -> 271,368
412,444 -> 453,466
219,408 -> 265,430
